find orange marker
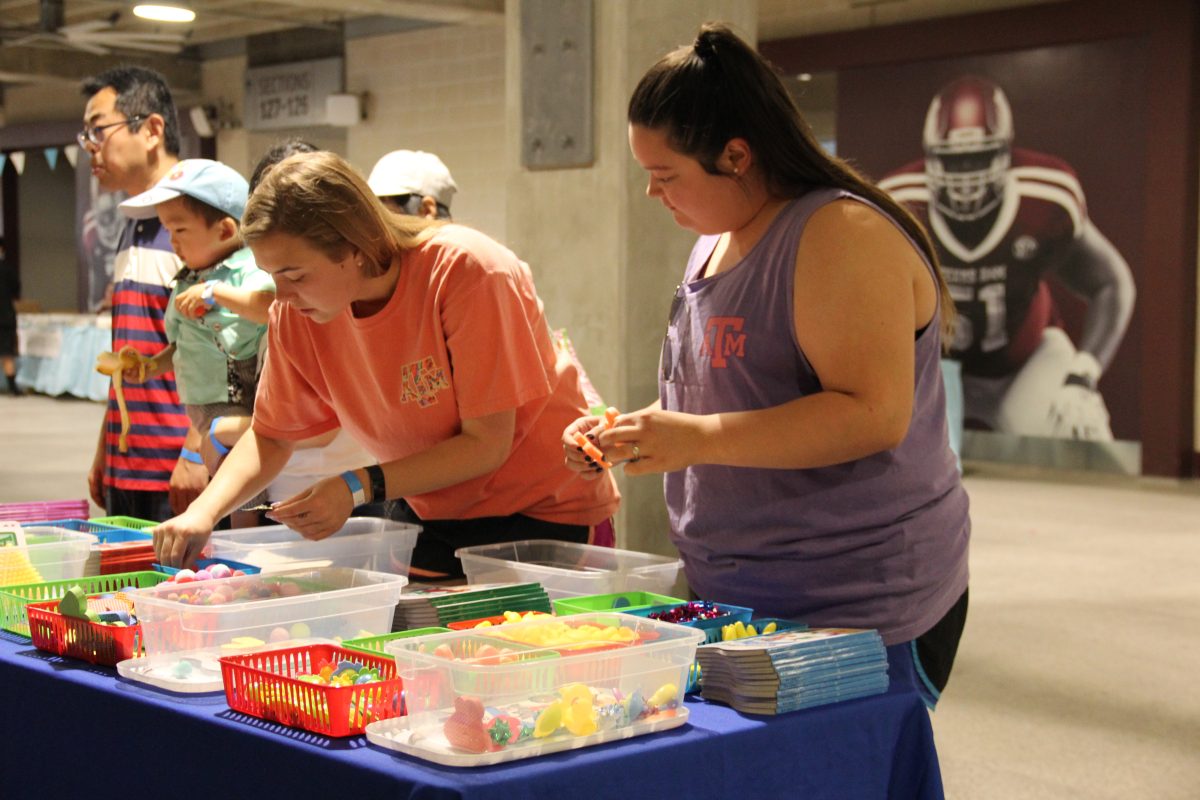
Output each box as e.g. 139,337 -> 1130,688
573,432 -> 612,469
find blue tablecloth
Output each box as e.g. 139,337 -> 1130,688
16,313 -> 111,401
1,632 -> 942,799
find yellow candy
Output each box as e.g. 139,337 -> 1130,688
763,621 -> 777,634
746,624 -> 757,637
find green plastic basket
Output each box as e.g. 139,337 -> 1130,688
0,570 -> 170,637
552,591 -> 686,617
88,516 -> 158,531
342,627 -> 452,656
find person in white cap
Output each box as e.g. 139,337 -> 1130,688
367,150 -> 457,220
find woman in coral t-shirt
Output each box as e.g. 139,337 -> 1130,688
154,151 -> 618,577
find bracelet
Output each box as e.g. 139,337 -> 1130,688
340,470 -> 367,507
201,280 -> 218,308
208,416 -> 231,456
179,448 -> 203,465
364,464 -> 386,504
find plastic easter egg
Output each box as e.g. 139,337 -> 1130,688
268,626 -> 290,643
174,569 -> 195,581
194,569 -> 212,581
533,700 -> 563,738
208,563 -> 232,579
289,622 -> 311,639
626,690 -> 646,720
279,582 -> 302,597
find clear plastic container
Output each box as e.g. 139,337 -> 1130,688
206,517 -> 419,576
0,527 -> 93,585
454,540 -> 682,600
131,566 -> 406,657
369,612 -> 704,766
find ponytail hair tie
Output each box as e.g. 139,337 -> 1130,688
693,32 -> 717,60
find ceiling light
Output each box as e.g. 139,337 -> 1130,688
132,4 -> 195,23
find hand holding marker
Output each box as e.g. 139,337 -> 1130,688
573,407 -> 621,470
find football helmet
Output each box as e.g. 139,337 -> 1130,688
923,76 -> 1013,221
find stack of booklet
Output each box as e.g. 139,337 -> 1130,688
392,582 -> 553,631
696,627 -> 889,714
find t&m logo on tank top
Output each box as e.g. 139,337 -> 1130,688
400,356 -> 450,407
701,316 -> 746,368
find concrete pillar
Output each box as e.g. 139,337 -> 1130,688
504,1 -> 757,561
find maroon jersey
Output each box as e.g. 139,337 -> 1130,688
880,148 -> 1086,378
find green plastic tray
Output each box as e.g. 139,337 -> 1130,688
342,627 -> 452,656
0,570 -> 170,636
88,516 -> 158,531
552,591 -> 686,616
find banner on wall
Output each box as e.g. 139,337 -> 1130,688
74,149 -> 126,312
837,39 -> 1146,463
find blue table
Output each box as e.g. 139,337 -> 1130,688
16,313 -> 111,401
1,632 -> 942,799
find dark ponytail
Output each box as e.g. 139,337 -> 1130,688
629,22 -> 956,343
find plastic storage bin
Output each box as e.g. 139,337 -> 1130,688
368,612 -> 704,766
39,519 -> 156,576
220,643 -> 405,737
0,528 -> 93,586
132,566 -> 406,657
207,517 -> 419,576
454,540 -> 683,600
552,591 -> 687,616
0,570 -> 169,636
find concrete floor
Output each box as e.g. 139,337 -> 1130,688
2,392 -> 1199,798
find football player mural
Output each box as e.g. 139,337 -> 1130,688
880,76 -> 1136,441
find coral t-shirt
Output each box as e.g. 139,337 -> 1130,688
253,225 -> 618,525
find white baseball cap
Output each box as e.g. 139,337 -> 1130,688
367,150 -> 457,208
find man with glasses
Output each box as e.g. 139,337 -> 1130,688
81,66 -> 206,522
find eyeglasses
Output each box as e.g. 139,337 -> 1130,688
76,115 -> 147,148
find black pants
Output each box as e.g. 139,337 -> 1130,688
378,499 -> 589,580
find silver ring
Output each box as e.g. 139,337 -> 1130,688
631,445 -> 641,463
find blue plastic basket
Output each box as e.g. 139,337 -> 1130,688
624,601 -> 754,644
151,557 -> 262,576
35,519 -> 150,543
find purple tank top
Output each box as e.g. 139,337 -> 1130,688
660,188 -> 969,645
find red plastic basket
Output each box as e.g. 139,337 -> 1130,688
25,596 -> 142,666
219,643 -> 405,737
445,610 -> 553,630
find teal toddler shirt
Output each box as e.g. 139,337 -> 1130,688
164,247 -> 275,405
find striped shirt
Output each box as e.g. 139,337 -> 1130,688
105,216 -> 190,491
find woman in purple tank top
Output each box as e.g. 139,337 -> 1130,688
561,23 -> 971,708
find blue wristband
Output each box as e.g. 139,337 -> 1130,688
340,470 -> 367,507
179,448 -> 203,465
208,416 -> 231,456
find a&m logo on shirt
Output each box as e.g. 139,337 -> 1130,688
400,356 -> 450,407
701,316 -> 746,368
